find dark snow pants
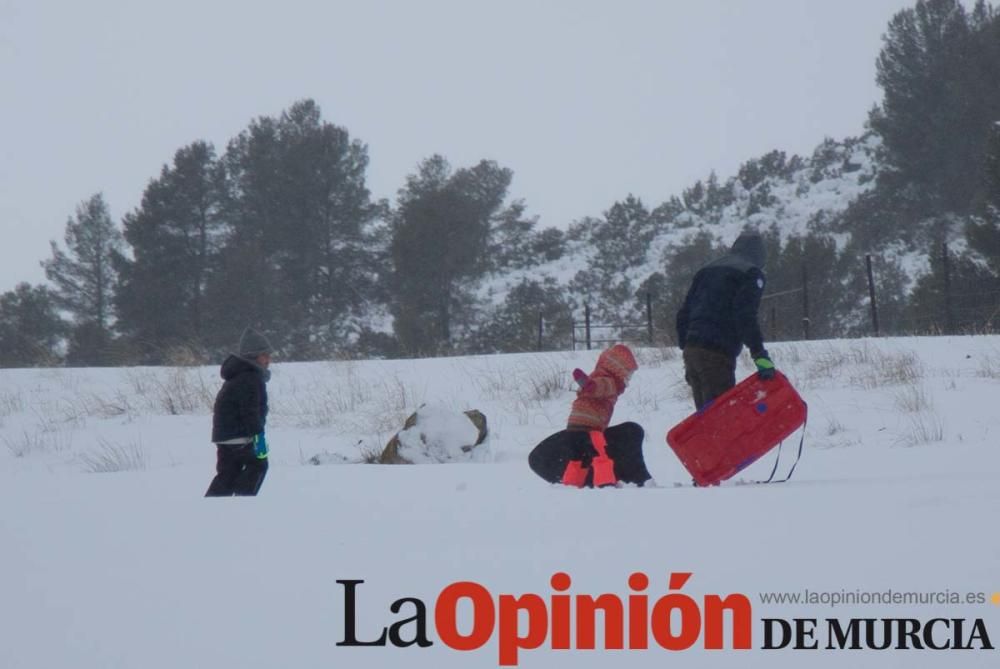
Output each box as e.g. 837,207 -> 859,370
682,345 -> 736,411
205,443 -> 268,496
528,422 -> 651,487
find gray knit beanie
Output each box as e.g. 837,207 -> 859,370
238,327 -> 273,358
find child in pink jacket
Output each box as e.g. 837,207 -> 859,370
528,344 -> 652,488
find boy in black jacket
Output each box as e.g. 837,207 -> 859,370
205,328 -> 273,497
676,231 -> 776,410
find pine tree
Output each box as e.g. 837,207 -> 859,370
530,227 -> 567,262
390,155 -> 512,355
634,272 -> 673,344
472,278 -> 572,353
42,193 -> 123,365
966,122 -> 1000,274
591,195 -> 656,268
682,180 -> 705,213
0,284 -> 65,367
703,171 -> 735,212
488,200 -> 537,270
906,242 -> 1000,332
114,141 -> 225,362
215,99 -> 381,358
869,0 -> 1000,215
768,232 -> 844,340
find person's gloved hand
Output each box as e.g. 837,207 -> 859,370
753,351 -> 776,380
253,432 -> 269,459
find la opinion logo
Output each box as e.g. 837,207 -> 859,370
336,572 -> 752,666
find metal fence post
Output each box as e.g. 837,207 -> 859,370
942,242 -> 954,334
801,263 -> 811,340
646,292 -> 654,345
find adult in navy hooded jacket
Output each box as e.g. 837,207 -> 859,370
675,231 -> 776,410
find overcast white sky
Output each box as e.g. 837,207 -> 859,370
0,0 -> 914,293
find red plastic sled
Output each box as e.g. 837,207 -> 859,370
666,371 -> 807,487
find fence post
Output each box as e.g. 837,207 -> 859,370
585,304 -> 592,350
865,254 -> 880,337
537,311 -> 544,351
646,292 -> 654,345
942,242 -> 954,334
801,263 -> 811,340
770,305 -> 777,341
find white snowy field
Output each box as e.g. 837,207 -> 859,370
2,336 -> 1000,668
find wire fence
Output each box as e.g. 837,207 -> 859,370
556,244 -> 1000,351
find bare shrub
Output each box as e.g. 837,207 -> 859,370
124,369 -> 153,399
275,365 -> 423,438
849,347 -> 924,389
0,391 -> 25,418
162,344 -> 209,367
622,381 -> 669,413
468,360 -> 520,402
671,380 -> 695,404
975,350 -> 1000,379
487,358 -> 574,425
357,375 -> 423,436
82,389 -> 138,420
825,416 -> 846,436
150,368 -> 215,415
875,350 -> 924,385
777,342 -> 804,366
377,375 -> 419,414
53,397 -> 89,427
303,440 -> 366,466
4,430 -> 46,458
892,383 -> 933,413
526,365 -> 566,403
78,437 -> 148,473
896,414 -> 945,447
634,346 -> 677,368
467,357 -> 570,409
31,406 -> 75,434
804,342 -> 880,381
278,372 -> 373,429
98,367 -> 207,417
804,344 -> 850,381
3,428 -> 73,458
357,441 -> 383,464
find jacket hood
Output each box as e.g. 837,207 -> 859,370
705,231 -> 767,273
730,232 -> 766,268
596,344 -> 638,383
220,354 -> 271,382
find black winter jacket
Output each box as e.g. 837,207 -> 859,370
676,252 -> 767,360
211,355 -> 269,443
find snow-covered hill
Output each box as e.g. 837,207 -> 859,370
2,336 -> 1000,667
478,134 -> 881,312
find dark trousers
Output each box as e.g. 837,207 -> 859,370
528,422 -> 651,487
205,443 -> 268,497
683,345 -> 736,411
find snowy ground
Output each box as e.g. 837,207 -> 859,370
2,336 -> 1000,668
